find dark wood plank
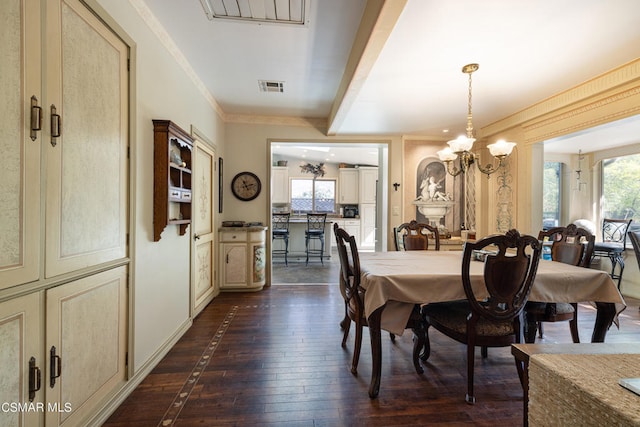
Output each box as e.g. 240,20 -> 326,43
103,285 -> 640,426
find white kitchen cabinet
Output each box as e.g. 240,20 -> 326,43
271,166 -> 289,204
220,227 -> 267,291
339,169 -> 359,204
360,204 -> 377,249
358,167 -> 378,204
332,219 -> 361,248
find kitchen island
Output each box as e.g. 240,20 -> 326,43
272,215 -> 335,262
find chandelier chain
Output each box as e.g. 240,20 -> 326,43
466,69 -> 474,138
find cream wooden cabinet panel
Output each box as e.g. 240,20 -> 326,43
0,0 -> 128,286
45,266 -> 127,427
44,0 -> 129,278
358,167 -> 378,204
0,1 -> 130,425
0,0 -> 41,289
221,243 -> 247,286
360,204 -> 376,249
0,292 -> 43,427
219,228 -> 266,291
271,167 -> 289,204
339,169 -> 359,204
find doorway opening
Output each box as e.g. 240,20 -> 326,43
268,141 -> 389,284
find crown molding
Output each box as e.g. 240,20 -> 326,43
482,58 -> 640,139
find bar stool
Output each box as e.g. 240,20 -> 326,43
305,213 -> 327,265
593,218 -> 632,290
272,213 -> 290,266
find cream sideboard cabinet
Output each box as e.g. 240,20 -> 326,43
219,227 -> 267,291
0,1 -> 129,425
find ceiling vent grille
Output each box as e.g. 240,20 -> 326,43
199,0 -> 308,26
258,80 -> 284,93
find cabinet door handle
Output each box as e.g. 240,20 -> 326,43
50,346 -> 62,388
50,104 -> 62,147
226,254 -> 229,263
30,96 -> 42,141
28,357 -> 41,401
194,234 -> 200,240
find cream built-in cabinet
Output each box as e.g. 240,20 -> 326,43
0,0 -> 129,425
271,166 -> 289,204
338,169 -> 359,204
219,227 -> 267,291
360,204 -> 377,249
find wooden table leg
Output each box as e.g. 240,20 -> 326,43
592,302 -> 616,342
368,306 -> 384,398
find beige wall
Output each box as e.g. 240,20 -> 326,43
94,0 -> 224,372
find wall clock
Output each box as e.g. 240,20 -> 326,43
231,171 -> 261,201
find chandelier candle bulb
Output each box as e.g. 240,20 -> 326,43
487,139 -> 516,158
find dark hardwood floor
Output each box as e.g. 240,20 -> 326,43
103,284 -> 640,426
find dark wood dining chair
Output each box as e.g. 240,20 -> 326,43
333,223 -> 425,376
524,224 -> 595,343
421,229 -> 541,404
393,220 -> 440,251
593,218 -> 633,289
629,231 -> 640,300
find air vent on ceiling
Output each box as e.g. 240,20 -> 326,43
199,0 -> 308,26
258,80 -> 284,93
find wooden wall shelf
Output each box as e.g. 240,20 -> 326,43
153,120 -> 194,241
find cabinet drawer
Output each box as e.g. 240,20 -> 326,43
180,190 -> 191,201
220,231 -> 247,242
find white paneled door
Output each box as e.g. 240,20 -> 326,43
192,140 -> 217,315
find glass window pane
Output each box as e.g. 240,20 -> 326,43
543,162 -> 561,230
602,153 -> 640,220
291,179 -> 313,212
314,180 -> 336,213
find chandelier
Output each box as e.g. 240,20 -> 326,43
437,63 -> 516,177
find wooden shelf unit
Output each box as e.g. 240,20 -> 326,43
153,120 -> 194,241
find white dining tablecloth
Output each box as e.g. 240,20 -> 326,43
359,251 -> 626,335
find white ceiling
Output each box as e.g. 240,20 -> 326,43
142,0 -> 640,154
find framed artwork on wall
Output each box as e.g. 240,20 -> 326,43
218,157 -> 223,213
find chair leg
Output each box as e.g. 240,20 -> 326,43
538,322 -> 544,338
284,235 -> 288,266
466,343 -> 476,404
305,235 -> 309,265
351,322 -> 363,375
524,318 -> 538,343
411,326 -> 425,375
341,309 -> 351,348
569,303 -> 580,343
420,323 -> 432,361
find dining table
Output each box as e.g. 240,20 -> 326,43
358,250 -> 626,398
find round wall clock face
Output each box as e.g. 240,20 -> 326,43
231,172 -> 261,201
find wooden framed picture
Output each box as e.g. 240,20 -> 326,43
218,157 -> 223,213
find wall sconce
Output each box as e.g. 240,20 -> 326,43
437,63 -> 516,177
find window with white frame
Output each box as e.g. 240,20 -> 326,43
290,179 -> 336,213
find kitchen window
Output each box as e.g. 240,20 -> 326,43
291,179 -> 336,213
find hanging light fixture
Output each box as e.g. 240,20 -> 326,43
437,63 -> 516,177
